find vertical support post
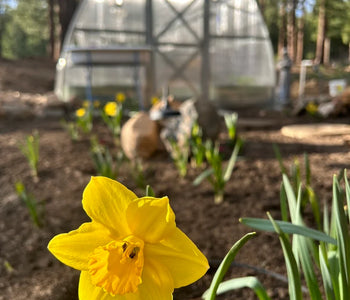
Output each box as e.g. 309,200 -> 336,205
145,0 -> 153,49
201,0 -> 210,103
298,59 -> 313,100
133,52 -> 143,110
85,51 -> 93,104
145,0 -> 155,108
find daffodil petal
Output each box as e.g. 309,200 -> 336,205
82,177 -> 137,236
48,222 -> 111,271
144,228 -> 209,288
126,197 -> 176,243
79,271 -> 140,300
137,257 -> 174,300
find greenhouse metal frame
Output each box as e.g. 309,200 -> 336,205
55,0 -> 275,109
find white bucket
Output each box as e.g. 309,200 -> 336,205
329,79 -> 346,97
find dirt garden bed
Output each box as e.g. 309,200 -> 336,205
1,58 -> 350,299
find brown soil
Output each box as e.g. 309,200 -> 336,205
1,58 -> 350,300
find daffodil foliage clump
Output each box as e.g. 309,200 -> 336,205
48,177 -> 208,299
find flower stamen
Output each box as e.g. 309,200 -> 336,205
129,247 -> 139,259
122,242 -> 127,252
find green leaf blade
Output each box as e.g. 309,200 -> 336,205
203,277 -> 271,300
203,232 -> 256,300
240,217 -> 337,245
193,168 -> 214,186
267,212 -> 302,300
223,138 -> 242,182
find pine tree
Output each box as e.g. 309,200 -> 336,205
2,0 -> 49,58
0,0 -> 11,58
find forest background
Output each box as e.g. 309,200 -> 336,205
0,0 -> 350,66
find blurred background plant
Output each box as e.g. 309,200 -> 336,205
130,159 -> 147,190
189,122 -> 206,169
15,181 -> 44,228
60,119 -> 80,141
75,106 -> 93,134
305,102 -> 319,117
115,92 -> 126,104
194,138 -> 242,204
19,130 -> 39,178
89,136 -> 123,179
168,138 -> 189,178
101,100 -> 123,140
3,260 -> 15,275
224,112 -> 238,145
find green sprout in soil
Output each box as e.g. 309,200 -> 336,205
190,122 -> 206,169
60,119 -> 80,141
168,138 -> 189,178
75,106 -> 93,134
130,158 -> 147,190
194,138 -> 242,204
15,181 -> 44,228
90,136 -> 123,180
101,100 -> 123,141
19,130 -> 39,178
224,112 -> 238,145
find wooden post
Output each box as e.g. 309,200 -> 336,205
323,37 -> 330,66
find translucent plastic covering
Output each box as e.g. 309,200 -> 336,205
54,0 -> 275,110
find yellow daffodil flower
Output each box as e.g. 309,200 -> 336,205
48,177 -> 208,300
151,96 -> 160,105
82,101 -> 89,108
76,108 -> 86,118
93,100 -> 100,108
115,92 -> 126,103
104,102 -> 118,117
306,102 -> 318,115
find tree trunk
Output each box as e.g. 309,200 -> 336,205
287,0 -> 297,62
0,0 -> 5,58
57,0 -> 78,51
278,0 -> 287,58
258,0 -> 265,15
0,22 -> 3,59
323,37 -> 330,65
296,6 -> 305,64
48,0 -> 55,60
315,0 -> 326,64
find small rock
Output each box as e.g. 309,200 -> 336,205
121,112 -> 159,159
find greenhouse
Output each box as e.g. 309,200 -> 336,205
54,0 -> 276,110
